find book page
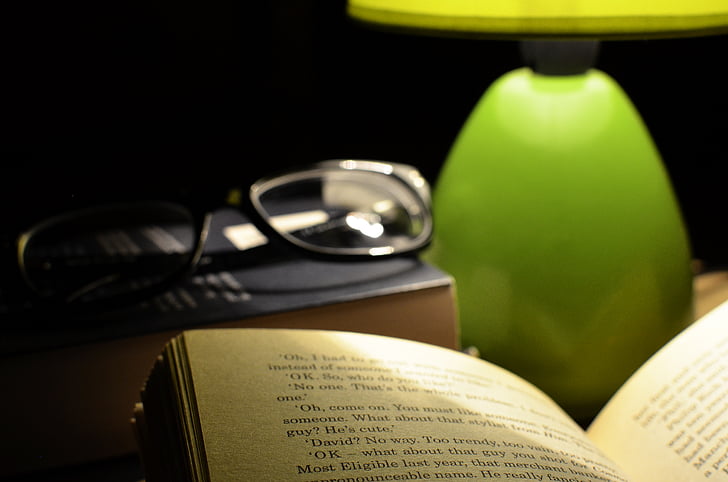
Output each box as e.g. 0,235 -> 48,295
587,300 -> 728,481
181,328 -> 630,481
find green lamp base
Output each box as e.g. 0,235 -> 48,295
425,67 -> 694,422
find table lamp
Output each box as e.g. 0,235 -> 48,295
346,0 -> 728,422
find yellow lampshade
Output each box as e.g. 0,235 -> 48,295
347,0 -> 728,39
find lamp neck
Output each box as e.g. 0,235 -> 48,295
519,40 -> 601,76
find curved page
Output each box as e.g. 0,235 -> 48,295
180,328 -> 630,480
587,300 -> 728,481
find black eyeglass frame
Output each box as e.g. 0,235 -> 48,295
8,159 -> 433,315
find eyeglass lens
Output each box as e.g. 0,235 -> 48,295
252,165 -> 431,256
19,202 -> 197,303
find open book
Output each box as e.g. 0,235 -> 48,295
133,299 -> 728,481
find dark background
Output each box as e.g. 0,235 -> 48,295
2,0 -> 727,265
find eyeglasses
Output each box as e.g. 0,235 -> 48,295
8,160 -> 432,314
